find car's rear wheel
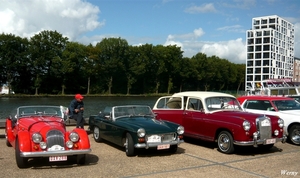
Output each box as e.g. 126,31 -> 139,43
169,145 -> 178,153
217,131 -> 235,154
93,126 -> 103,142
15,139 -> 28,168
5,130 -> 12,147
125,133 -> 136,157
76,154 -> 86,165
288,125 -> 300,145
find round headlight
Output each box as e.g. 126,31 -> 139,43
66,141 -> 74,148
243,120 -> 251,131
32,133 -> 42,143
278,118 -> 284,128
39,142 -> 47,149
177,126 -> 184,135
137,128 -> 146,137
69,132 -> 79,142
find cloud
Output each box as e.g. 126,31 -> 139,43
0,0 -> 103,40
217,25 -> 245,33
164,29 -> 246,63
200,38 -> 246,64
185,3 -> 217,13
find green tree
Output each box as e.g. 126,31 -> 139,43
0,33 -> 30,94
96,37 -> 129,94
29,30 -> 68,95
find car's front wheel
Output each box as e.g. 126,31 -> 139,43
93,126 -> 103,142
217,131 -> 235,154
288,125 -> 300,145
125,133 -> 136,157
15,139 -> 28,168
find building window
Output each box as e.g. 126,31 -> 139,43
263,45 -> 270,51
255,46 -> 262,51
263,53 -> 270,58
255,53 -> 262,59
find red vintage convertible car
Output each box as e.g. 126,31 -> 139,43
153,91 -> 287,154
5,105 -> 91,168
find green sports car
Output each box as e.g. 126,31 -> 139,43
88,105 -> 184,156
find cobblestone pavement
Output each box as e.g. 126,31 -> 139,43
0,127 -> 299,178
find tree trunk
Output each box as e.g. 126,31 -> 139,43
87,77 -> 90,95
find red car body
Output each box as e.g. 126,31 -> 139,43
153,91 -> 287,154
5,105 -> 91,168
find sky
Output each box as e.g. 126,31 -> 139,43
0,0 -> 299,64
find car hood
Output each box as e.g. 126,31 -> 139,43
210,110 -> 276,121
279,110 -> 300,115
18,116 -> 65,134
116,117 -> 177,134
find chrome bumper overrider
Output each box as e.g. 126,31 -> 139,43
20,149 -> 91,158
233,135 -> 287,147
134,140 -> 184,149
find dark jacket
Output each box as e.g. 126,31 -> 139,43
69,99 -> 84,118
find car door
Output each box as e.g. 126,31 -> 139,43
152,96 -> 185,126
183,97 -> 206,137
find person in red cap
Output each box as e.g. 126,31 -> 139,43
69,94 -> 85,129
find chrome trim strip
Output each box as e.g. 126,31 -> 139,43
20,149 -> 91,157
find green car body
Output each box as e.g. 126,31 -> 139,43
88,105 -> 184,156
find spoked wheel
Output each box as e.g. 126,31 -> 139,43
288,125 -> 300,145
93,126 -> 102,142
125,133 -> 136,157
15,139 -> 28,168
217,131 -> 235,154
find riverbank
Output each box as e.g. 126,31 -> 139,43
0,93 -> 168,98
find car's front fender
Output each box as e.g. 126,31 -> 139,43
17,131 -> 31,152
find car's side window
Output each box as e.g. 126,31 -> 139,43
187,98 -> 203,111
166,97 -> 182,109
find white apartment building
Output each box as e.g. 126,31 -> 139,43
245,15 -> 295,92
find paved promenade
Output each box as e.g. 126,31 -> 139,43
0,127 -> 299,178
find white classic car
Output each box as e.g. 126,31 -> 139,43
237,95 -> 300,145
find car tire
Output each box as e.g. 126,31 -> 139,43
217,131 -> 235,154
5,131 -> 12,147
169,145 -> 178,153
15,139 -> 28,168
76,154 -> 86,165
93,126 -> 103,142
288,125 -> 300,145
125,133 -> 136,157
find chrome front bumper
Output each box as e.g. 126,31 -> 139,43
20,149 -> 91,158
233,135 -> 287,147
134,139 -> 184,149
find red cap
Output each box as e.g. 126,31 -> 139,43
75,94 -> 84,100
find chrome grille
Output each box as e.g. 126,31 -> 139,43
162,133 -> 175,142
146,133 -> 175,143
46,130 -> 65,148
256,116 -> 272,139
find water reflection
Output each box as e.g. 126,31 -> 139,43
0,96 -> 159,120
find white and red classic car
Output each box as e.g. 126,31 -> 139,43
153,91 -> 287,154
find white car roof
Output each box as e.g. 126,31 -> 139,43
172,91 -> 235,98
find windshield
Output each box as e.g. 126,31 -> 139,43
273,100 -> 300,111
113,105 -> 154,119
15,106 -> 64,119
205,96 -> 242,111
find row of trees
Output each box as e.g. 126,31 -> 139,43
0,30 -> 246,95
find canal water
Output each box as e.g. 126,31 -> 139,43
0,96 -> 160,120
